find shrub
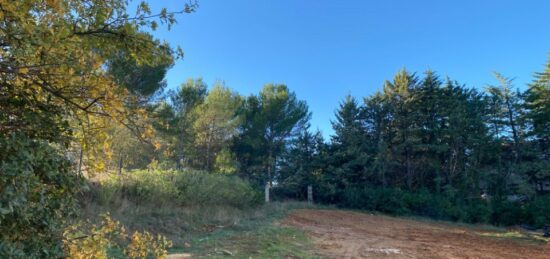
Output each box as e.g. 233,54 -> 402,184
523,195 -> 550,228
63,214 -> 172,258
90,169 -> 262,209
175,170 -> 262,208
0,134 -> 80,258
489,198 -> 525,226
463,200 -> 491,223
341,187 -> 408,215
337,186 -> 493,224
403,189 -> 447,219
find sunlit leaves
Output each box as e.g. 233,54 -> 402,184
63,214 -> 172,258
0,0 -> 190,174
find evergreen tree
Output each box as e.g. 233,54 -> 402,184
328,96 -> 368,191
486,73 -> 530,197
166,79 -> 208,167
233,84 -> 310,186
278,126 -> 324,199
383,70 -> 420,189
363,92 -> 392,187
192,83 -> 243,171
524,57 -> 550,193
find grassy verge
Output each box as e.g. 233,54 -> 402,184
478,230 -> 550,244
172,202 -> 317,258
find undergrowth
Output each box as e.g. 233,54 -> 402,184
78,169 -> 318,257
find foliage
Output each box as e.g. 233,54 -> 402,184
63,214 -> 172,259
125,231 -> 172,259
0,0 -> 195,172
192,84 -> 243,170
90,169 -> 262,209
524,56 -> 550,192
277,126 -> 325,200
233,84 -> 310,186
275,66 -> 549,227
2,1 -> 550,253
0,134 -> 80,258
338,187 -> 494,224
0,1 -> 193,256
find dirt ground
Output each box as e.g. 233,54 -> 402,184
283,209 -> 550,259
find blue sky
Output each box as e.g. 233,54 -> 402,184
141,0 -> 550,137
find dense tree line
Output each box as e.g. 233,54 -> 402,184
98,57 -> 549,227
103,57 -> 549,227
275,66 -> 549,226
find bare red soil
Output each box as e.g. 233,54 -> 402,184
284,209 -> 550,259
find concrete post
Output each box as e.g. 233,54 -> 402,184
265,183 -> 270,203
307,185 -> 313,204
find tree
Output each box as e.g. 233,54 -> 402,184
0,1 -> 194,256
107,49 -> 174,104
486,73 -> 526,158
192,83 -> 243,171
234,84 -> 310,186
328,96 -> 369,190
485,73 -> 530,197
382,70 -> 420,189
161,78 -> 208,167
524,57 -> 550,193
363,92 -> 392,187
0,0 -> 194,144
103,42 -> 176,173
278,126 -> 324,199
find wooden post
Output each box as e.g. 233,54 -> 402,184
265,183 -> 270,203
307,185 -> 313,204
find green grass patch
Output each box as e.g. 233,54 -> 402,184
479,231 -> 550,244
177,224 -> 313,258
168,202 -> 318,258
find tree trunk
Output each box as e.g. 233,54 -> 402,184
118,152 -> 123,176
78,148 -> 84,177
267,149 -> 273,187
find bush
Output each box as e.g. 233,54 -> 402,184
90,169 -> 262,209
63,214 -> 172,258
0,134 -> 80,258
489,198 -> 525,226
523,195 -> 550,228
341,187 -> 408,215
463,200 -> 491,223
337,186 -> 493,224
175,170 -> 262,208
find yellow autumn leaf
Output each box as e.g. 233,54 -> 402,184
153,141 -> 162,150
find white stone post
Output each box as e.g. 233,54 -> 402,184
307,185 -> 313,204
265,183 -> 270,203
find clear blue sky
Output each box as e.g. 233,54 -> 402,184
141,0 -> 550,138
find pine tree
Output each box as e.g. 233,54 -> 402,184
524,57 -> 550,193
382,70 -> 420,189
486,73 -> 530,197
329,96 -> 369,190
279,126 -> 324,199
233,84 -> 310,186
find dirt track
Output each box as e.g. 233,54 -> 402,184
283,209 -> 550,259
